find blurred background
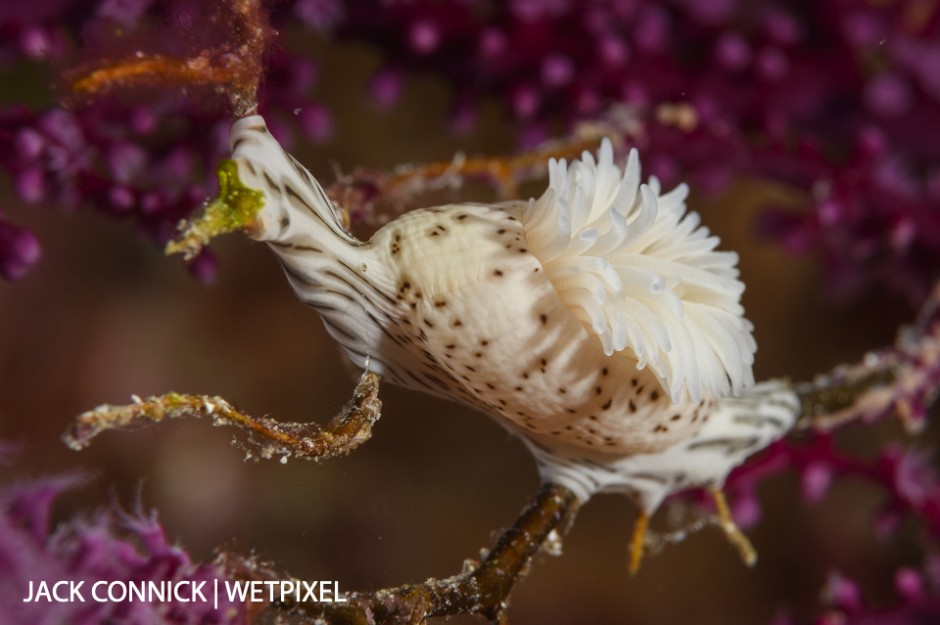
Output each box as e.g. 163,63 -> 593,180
1,2 -> 937,624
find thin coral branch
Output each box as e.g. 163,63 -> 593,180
385,136 -> 604,201
708,488 -> 758,567
328,132 -> 619,227
796,281 -> 940,433
64,0 -> 272,116
63,370 -> 381,464
276,483 -> 579,625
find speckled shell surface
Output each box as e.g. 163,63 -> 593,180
361,204 -> 710,456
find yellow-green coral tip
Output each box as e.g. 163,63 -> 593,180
165,159 -> 266,260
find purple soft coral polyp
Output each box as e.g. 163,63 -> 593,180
0,221 -> 41,281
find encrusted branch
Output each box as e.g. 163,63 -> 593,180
63,370 -> 381,464
795,281 -> 940,433
274,482 -> 579,625
327,123 -> 629,227
65,0 -> 272,116
383,134 -> 605,201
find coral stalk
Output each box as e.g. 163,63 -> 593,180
281,483 -> 579,625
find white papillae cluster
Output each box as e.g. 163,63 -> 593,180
522,139 -> 756,403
